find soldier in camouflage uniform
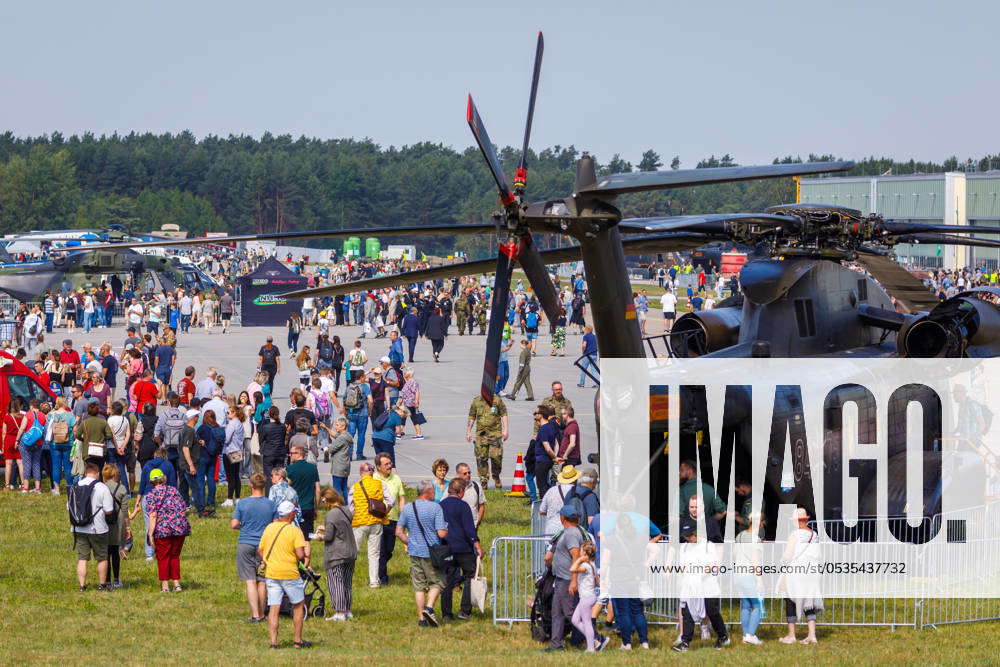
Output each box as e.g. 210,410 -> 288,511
533,380 -> 574,436
475,297 -> 488,335
454,289 -> 468,335
466,393 -> 509,489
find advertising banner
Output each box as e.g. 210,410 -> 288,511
238,257 -> 306,327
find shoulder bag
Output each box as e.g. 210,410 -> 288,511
412,501 -> 453,570
257,523 -> 289,578
358,478 -> 387,519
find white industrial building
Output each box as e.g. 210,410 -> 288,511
801,172 -> 1000,271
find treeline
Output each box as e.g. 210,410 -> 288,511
0,131 -> 997,258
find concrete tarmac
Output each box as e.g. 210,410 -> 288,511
141,320 -> 599,486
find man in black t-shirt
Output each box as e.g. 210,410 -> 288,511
258,336 -> 281,385
284,394 -> 318,459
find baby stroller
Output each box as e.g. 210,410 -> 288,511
279,565 -> 326,619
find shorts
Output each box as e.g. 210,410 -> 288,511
236,543 -> 263,581
266,576 -> 306,606
664,311 -> 675,320
155,369 -> 172,386
526,331 -> 538,341
409,555 -> 445,593
221,312 -> 232,322
75,531 -> 110,562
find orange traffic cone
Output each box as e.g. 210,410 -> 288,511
506,452 -> 527,497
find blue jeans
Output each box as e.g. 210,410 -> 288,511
288,331 -> 299,353
331,476 -> 348,502
526,471 -> 538,502
184,469 -> 203,511
495,360 -> 509,393
106,448 -> 129,487
141,496 -> 154,559
217,454 -> 227,483
84,312 -> 93,332
105,306 -> 114,327
578,354 -> 599,387
372,437 -> 395,466
19,444 -> 43,483
96,306 -> 105,326
180,313 -> 191,332
44,312 -> 54,333
50,444 -> 73,488
612,598 -> 649,646
197,458 -> 217,508
346,411 -> 368,459
741,597 -> 763,636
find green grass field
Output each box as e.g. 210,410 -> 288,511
3,485 -> 998,664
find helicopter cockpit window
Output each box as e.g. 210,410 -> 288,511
183,272 -> 201,288
99,254 -> 114,268
857,279 -> 868,302
7,374 -> 50,405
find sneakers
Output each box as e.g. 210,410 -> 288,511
417,620 -> 428,627
96,584 -> 109,592
51,488 -> 60,495
640,642 -> 650,649
221,499 -> 234,507
325,613 -> 347,621
422,606 -> 439,627
597,635 -> 611,651
715,636 -> 731,650
456,612 -> 471,620
743,634 -> 763,645
620,644 -> 632,651
671,641 -> 689,653
525,397 -> 535,401
113,579 -> 123,589
411,435 -> 425,440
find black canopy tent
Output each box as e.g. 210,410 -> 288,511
237,257 -> 307,327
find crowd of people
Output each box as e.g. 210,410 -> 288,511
0,246 -> 847,654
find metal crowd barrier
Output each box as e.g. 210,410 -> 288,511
491,502 -> 1000,631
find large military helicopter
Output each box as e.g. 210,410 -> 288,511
62,33 -> 1000,532
0,228 -> 221,301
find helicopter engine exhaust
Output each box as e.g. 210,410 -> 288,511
898,290 -> 1000,357
671,306 -> 741,357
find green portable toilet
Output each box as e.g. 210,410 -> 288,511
344,236 -> 361,258
366,238 -> 381,259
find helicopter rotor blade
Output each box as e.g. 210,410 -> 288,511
619,213 -> 802,234
894,233 -> 1000,249
467,95 -> 515,205
513,32 -> 544,196
854,250 -> 940,313
278,232 -> 712,300
879,221 -> 1000,237
581,161 -> 854,197
516,238 -> 562,323
46,223 -> 495,253
480,247 -> 518,404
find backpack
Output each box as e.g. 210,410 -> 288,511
19,412 -> 44,448
344,383 -> 363,410
290,318 -> 301,335
564,485 -> 597,528
349,349 -> 365,367
105,482 -> 123,527
51,414 -> 71,444
526,311 -> 539,329
319,339 -> 334,361
310,389 -> 331,418
68,479 -> 101,528
162,407 -> 185,448
373,409 -> 391,430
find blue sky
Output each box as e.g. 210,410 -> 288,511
2,0 -> 996,166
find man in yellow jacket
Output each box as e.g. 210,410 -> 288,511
350,461 -> 396,588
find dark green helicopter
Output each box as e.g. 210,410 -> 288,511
0,227 -> 220,301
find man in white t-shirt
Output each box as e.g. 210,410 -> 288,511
660,290 -> 678,331
70,461 -> 114,591
454,462 -> 486,525
126,298 -> 144,329
538,465 -> 580,535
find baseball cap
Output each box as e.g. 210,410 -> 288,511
559,505 -> 580,519
277,500 -> 296,517
379,356 -> 391,363
149,468 -> 166,482
185,408 -> 200,420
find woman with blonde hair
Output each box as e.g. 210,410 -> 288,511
47,396 -> 76,493
296,346 -> 313,388
102,463 -> 130,588
315,487 -> 357,621
221,405 -> 247,506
